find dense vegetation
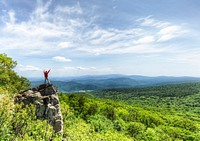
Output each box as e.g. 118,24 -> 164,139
93,83 -> 200,99
0,53 -> 60,140
59,89 -> 200,141
1,53 -> 200,140
0,53 -> 30,93
92,83 -> 200,116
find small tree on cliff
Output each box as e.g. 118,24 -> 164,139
0,53 -> 30,93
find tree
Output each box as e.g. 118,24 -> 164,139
127,122 -> 146,138
0,53 -> 30,93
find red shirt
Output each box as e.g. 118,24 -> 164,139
43,70 -> 50,78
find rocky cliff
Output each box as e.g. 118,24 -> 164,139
15,84 -> 63,133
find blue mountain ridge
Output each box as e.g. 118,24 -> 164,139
30,74 -> 200,92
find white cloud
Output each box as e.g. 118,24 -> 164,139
77,66 -> 96,70
139,16 -> 155,26
0,2 -> 191,77
53,56 -> 71,62
64,66 -> 96,71
8,10 -> 16,24
0,0 -> 84,54
57,42 -> 73,49
138,16 -> 170,28
0,0 -> 188,58
138,16 -> 187,42
55,3 -> 83,15
157,34 -> 175,42
157,25 -> 185,42
43,66 -> 114,76
62,66 -> 113,75
134,36 -> 155,44
158,25 -> 181,35
165,49 -> 200,64
17,65 -> 41,71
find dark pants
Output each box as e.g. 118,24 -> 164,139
44,77 -> 50,84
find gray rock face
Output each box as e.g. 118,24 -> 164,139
15,84 -> 63,133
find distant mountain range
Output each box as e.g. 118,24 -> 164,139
30,74 -> 200,92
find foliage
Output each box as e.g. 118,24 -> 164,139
127,122 -> 146,138
0,54 -> 58,140
0,91 -> 13,140
93,82 -> 200,99
59,90 -> 200,141
2,54 -> 200,140
2,78 -> 200,140
0,53 -> 30,93
0,91 -> 61,141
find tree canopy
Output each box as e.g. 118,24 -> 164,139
0,53 -> 30,93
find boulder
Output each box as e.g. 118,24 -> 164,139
15,84 -> 63,133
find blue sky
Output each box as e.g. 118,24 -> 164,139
1,0 -> 200,78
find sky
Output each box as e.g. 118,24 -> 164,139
1,0 -> 200,78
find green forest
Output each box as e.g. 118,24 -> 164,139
1,53 -> 200,141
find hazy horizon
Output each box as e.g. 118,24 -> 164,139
27,73 -> 200,81
1,0 -> 200,77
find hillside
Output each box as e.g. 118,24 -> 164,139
92,82 -> 200,99
2,53 -> 200,140
91,82 -> 200,115
3,80 -> 200,140
31,75 -> 200,92
58,82 -> 200,140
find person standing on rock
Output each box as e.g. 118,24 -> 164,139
43,69 -> 51,84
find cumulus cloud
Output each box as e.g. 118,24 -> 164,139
53,56 -> 71,62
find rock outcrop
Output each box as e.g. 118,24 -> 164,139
15,84 -> 63,133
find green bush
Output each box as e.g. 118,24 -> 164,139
87,115 -> 113,132
127,122 -> 146,138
